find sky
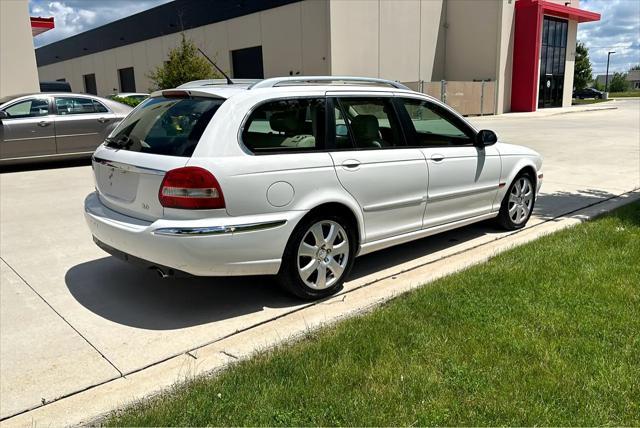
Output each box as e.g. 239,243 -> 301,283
578,0 -> 640,75
29,0 -> 640,75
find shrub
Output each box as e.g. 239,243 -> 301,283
111,96 -> 143,107
147,34 -> 220,90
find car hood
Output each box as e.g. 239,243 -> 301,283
495,142 -> 540,157
495,142 -> 543,170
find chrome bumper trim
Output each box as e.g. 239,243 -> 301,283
152,220 -> 287,236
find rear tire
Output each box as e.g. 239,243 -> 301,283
277,213 -> 356,300
497,172 -> 535,230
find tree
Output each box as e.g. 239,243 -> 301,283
630,64 -> 640,71
608,72 -> 629,92
573,42 -> 593,90
147,34 -> 220,90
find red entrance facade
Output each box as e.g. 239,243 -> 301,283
510,0 -> 600,112
30,16 -> 55,37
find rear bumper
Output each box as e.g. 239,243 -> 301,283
84,192 -> 305,276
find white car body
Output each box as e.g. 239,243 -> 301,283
84,77 -> 542,296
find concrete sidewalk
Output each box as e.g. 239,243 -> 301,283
1,100 -> 638,427
473,100 -> 618,120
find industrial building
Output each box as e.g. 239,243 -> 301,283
34,0 -> 600,113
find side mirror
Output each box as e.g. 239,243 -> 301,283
0,111 -> 7,120
475,129 -> 497,146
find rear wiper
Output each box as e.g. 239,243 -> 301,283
105,135 -> 133,149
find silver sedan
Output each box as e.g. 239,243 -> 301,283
0,93 -> 132,165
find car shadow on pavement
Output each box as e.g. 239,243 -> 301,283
65,187 -> 630,330
533,187 -> 624,221
65,257 -> 301,330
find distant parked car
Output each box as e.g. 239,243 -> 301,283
573,88 -> 604,99
40,81 -> 72,93
107,92 -> 149,103
0,93 -> 131,165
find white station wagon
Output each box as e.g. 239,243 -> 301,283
84,77 -> 542,299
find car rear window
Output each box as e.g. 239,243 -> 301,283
241,98 -> 326,153
105,95 -> 224,157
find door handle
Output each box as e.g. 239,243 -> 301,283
97,117 -> 109,123
37,121 -> 50,127
342,160 -> 361,170
430,154 -> 445,162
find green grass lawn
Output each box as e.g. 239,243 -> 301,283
107,202 -> 640,426
609,91 -> 640,98
572,98 -> 611,105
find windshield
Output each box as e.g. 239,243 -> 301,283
105,95 -> 224,157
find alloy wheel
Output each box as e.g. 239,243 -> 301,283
508,176 -> 534,225
297,220 -> 350,290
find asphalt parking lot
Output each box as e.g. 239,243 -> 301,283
1,99 -> 639,424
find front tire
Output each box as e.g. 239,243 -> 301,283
277,214 -> 356,300
497,172 -> 535,230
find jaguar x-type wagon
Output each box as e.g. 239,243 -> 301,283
84,76 -> 543,299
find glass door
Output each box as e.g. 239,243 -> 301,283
538,16 -> 568,108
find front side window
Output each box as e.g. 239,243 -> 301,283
2,98 -> 49,118
334,97 -> 403,149
242,98 -> 325,153
399,98 -> 473,146
55,97 -> 99,115
105,95 -> 224,157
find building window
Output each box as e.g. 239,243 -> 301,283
118,67 -> 136,92
231,46 -> 264,79
83,73 -> 97,95
538,16 -> 568,108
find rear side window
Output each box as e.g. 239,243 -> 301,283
334,97 -> 404,149
56,97 -> 100,115
106,96 -> 224,157
93,100 -> 109,113
242,98 -> 326,153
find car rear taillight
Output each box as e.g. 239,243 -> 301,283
159,167 -> 225,209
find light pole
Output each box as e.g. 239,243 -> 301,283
605,51 -> 616,92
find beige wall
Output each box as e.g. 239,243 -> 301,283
38,1 -> 329,96
328,0 -> 446,82
562,19 -> 578,107
443,0 -> 500,82
495,0 -> 516,114
328,0 -> 379,77
421,0 -> 446,81
1,0 -> 40,97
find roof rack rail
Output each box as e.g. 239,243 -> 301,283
248,76 -> 410,90
177,79 -> 260,88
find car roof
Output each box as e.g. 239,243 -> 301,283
0,92 -> 133,113
165,76 -> 417,100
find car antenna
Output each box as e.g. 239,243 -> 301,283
197,48 -> 234,85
